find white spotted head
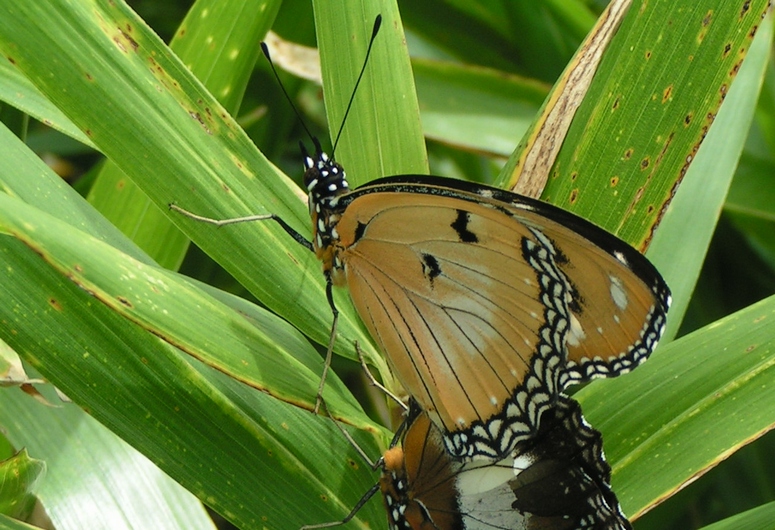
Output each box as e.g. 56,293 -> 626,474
300,140 -> 350,207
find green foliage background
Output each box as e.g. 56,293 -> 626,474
0,1 -> 774,530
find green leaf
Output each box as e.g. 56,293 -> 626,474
542,0 -> 769,248
0,191 -> 370,424
646,4 -> 773,340
0,513 -> 45,530
0,392 -> 215,530
0,0 -> 774,528
313,0 -> 428,182
413,59 -> 548,156
86,0 -> 282,269
0,0 -> 382,375
701,501 -> 775,529
0,236 -> 385,529
0,55 -> 93,147
0,449 -> 44,520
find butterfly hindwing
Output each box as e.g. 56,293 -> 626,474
382,396 -> 632,530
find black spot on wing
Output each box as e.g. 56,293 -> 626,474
451,210 -> 478,243
422,253 -> 442,285
567,281 -> 583,315
553,244 -> 569,266
353,221 -> 367,243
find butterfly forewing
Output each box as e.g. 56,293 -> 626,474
332,175 -> 668,460
545,230 -> 670,387
337,189 -> 571,459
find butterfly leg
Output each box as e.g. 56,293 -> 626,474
355,341 -> 407,412
301,398 -> 384,530
169,203 -> 315,251
300,482 -> 381,530
315,280 -> 339,414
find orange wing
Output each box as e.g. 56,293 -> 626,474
334,177 -> 669,461
337,191 -> 571,460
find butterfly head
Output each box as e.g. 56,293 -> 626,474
300,140 -> 350,274
301,140 -> 350,209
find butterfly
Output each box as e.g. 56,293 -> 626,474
301,145 -> 670,462
172,15 -> 670,462
306,395 -> 632,530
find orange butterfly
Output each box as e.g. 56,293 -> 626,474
300,145 -> 669,461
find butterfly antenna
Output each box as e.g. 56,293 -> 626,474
260,41 -> 317,148
330,15 -> 382,158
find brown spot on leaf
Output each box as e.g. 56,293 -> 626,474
113,38 -> 126,53
612,97 -> 620,110
640,157 -> 650,170
680,153 -> 695,178
662,85 -> 673,103
74,264 -> 84,273
610,176 -> 619,187
722,43 -> 732,58
730,60 -> 743,77
120,29 -> 138,51
684,113 -> 693,126
570,171 -> 578,181
741,0 -> 752,17
569,189 -> 579,204
624,148 -> 634,160
702,11 -> 713,26
49,298 -> 62,311
645,50 -> 652,60
85,72 -> 93,81
117,296 -> 133,308
7,56 -> 15,65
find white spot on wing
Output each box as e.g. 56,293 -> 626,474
456,459 -> 516,496
567,312 -> 586,347
609,275 -> 629,311
613,250 -> 629,266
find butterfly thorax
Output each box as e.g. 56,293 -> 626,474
302,148 -> 350,280
380,447 -> 414,530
